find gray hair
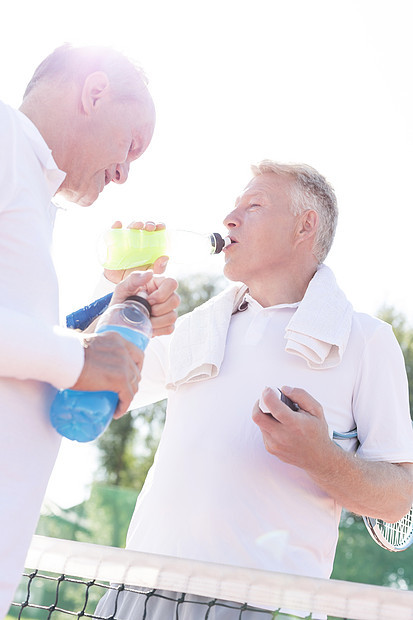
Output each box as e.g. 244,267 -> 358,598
251,160 -> 338,263
23,43 -> 149,103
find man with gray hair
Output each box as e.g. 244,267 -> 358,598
95,161 -> 413,618
0,44 -> 179,616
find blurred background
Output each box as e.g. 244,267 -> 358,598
1,0 -> 413,599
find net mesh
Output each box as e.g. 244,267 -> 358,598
9,535 -> 413,620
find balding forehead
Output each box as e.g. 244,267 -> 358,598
234,187 -> 271,207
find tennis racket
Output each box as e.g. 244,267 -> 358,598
332,427 -> 413,552
278,390 -> 413,552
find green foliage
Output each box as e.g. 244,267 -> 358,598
10,571 -> 109,620
36,484 -> 139,548
333,512 -> 413,588
79,484 -> 139,547
36,501 -> 89,541
377,305 -> 413,419
176,273 -> 227,316
95,412 -> 139,487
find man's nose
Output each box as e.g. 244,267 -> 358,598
112,162 -> 130,184
223,210 -> 239,229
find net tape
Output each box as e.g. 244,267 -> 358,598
11,535 -> 413,620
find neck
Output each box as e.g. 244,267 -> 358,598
246,260 -> 319,307
19,87 -> 75,171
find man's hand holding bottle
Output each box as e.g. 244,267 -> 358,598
55,221 -> 180,435
70,266 -> 179,421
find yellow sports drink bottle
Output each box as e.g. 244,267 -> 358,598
99,228 -> 230,270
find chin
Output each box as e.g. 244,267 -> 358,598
57,186 -> 98,207
77,195 -> 97,207
75,185 -> 102,207
223,263 -> 242,283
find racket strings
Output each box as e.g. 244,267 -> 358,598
376,508 -> 413,549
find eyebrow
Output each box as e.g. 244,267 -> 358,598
235,189 -> 269,206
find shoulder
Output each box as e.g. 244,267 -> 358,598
351,310 -> 394,342
0,102 -> 17,151
0,101 -> 38,151
0,100 -> 20,134
349,310 -> 403,367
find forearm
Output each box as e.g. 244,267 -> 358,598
308,442 -> 413,522
0,306 -> 84,389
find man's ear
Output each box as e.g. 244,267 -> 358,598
296,209 -> 318,244
81,71 -> 110,114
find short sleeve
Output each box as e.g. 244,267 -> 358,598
353,322 -> 413,463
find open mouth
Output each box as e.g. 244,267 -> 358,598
223,236 -> 238,252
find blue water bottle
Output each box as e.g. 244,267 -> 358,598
50,295 -> 152,442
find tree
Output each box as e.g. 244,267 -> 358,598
376,305 -> 413,419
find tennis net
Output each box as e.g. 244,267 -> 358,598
9,535 -> 413,620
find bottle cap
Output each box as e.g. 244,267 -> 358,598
210,232 -> 228,254
125,295 -> 152,315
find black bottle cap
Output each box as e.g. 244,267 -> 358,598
125,295 -> 152,315
210,232 -> 225,254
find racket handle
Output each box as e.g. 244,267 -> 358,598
259,388 -> 299,416
278,389 -> 300,411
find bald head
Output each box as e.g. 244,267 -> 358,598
23,43 -> 149,104
20,44 -> 156,206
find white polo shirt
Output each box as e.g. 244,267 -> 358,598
126,292 -> 413,581
0,102 -> 84,617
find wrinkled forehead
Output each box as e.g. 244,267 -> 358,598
235,173 -> 286,206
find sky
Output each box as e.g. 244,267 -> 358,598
1,0 -> 413,507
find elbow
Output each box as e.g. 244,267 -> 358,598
385,504 -> 412,524
385,465 -> 413,523
370,501 -> 412,524
385,484 -> 413,523
392,496 -> 413,524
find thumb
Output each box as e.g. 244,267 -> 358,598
260,386 -> 281,414
112,270 -> 153,304
281,386 -> 323,418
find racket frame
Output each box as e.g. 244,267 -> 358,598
333,427 -> 413,552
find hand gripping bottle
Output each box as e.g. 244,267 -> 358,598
50,295 -> 152,442
99,228 -> 230,270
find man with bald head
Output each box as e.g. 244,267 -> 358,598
0,44 -> 177,616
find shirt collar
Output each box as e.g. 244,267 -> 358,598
17,110 -> 66,196
244,292 -> 300,312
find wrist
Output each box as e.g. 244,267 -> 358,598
306,439 -> 345,484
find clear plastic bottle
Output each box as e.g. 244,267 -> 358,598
50,295 -> 152,443
98,228 -> 231,271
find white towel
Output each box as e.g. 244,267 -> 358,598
284,264 -> 353,369
166,284 -> 246,389
166,265 -> 353,389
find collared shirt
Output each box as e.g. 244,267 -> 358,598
0,101 -> 84,618
126,288 -> 413,583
